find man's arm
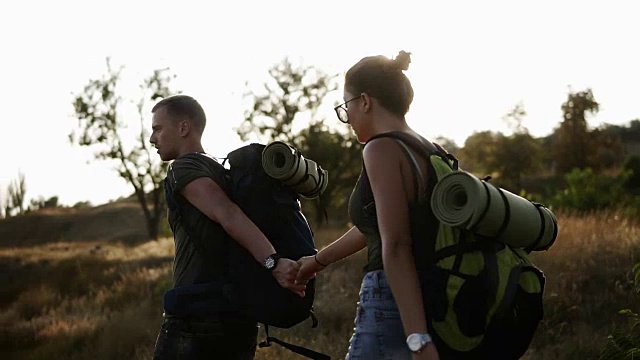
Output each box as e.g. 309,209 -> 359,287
181,176 -> 306,296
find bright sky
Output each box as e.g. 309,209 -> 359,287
1,0 -> 639,207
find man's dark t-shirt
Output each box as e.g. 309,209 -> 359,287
165,152 -> 229,288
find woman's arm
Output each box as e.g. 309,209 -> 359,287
364,138 -> 429,337
316,226 -> 367,265
296,226 -> 367,283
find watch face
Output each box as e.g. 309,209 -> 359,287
407,333 -> 431,352
264,256 -> 275,269
407,334 -> 422,351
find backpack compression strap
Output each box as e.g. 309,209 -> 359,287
259,323 -> 330,360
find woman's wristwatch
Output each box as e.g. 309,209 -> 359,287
406,332 -> 432,353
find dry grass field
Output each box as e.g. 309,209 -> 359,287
1,208 -> 639,359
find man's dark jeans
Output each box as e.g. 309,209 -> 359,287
153,315 -> 258,360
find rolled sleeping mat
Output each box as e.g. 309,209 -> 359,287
261,141 -> 329,199
430,171 -> 558,251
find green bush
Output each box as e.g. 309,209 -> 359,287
551,167 -> 630,211
599,262 -> 640,360
622,154 -> 640,195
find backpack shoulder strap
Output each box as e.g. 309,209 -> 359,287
368,131 -> 449,202
368,131 -> 456,168
368,131 -> 459,176
393,139 -> 425,200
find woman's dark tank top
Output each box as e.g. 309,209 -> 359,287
348,131 -> 441,273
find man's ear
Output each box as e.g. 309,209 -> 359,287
179,120 -> 190,137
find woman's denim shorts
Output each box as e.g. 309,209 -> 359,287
345,270 -> 412,360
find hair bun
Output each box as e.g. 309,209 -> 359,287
393,51 -> 412,71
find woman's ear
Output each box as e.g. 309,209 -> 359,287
361,93 -> 373,113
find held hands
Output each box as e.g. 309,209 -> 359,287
295,255 -> 326,286
272,258 -> 306,297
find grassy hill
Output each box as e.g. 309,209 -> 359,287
1,201 -> 640,359
0,198 -> 151,248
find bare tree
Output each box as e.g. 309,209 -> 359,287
70,58 -> 177,240
6,172 -> 26,216
0,189 -> 5,218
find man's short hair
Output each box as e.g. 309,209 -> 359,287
152,95 -> 206,134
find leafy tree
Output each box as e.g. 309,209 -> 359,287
70,58 -> 176,240
502,102 -> 528,135
238,57 -> 361,226
494,133 -> 543,191
432,136 -> 459,155
589,126 -> 627,170
28,196 -> 44,212
622,154 -> 640,195
44,196 -> 59,208
599,121 -> 637,143
604,119 -> 640,144
237,58 -> 337,149
73,201 -> 92,209
487,104 -> 544,190
629,119 -> 640,146
458,131 -> 502,176
551,88 -> 599,173
297,121 -> 362,223
28,195 -> 59,212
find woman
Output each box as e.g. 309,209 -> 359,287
296,51 -> 440,360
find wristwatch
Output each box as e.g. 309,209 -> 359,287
263,253 -> 282,271
406,332 -> 432,353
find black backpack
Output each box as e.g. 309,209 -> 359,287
164,143 -> 330,360
221,143 -> 317,327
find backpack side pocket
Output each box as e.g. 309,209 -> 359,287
483,249 -> 545,359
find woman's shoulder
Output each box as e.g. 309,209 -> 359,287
363,134 -> 403,160
365,131 -> 438,156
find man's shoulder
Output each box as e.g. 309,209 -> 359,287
173,152 -> 220,165
167,152 -> 227,189
170,153 -> 224,172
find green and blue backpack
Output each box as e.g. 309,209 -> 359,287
374,131 -> 550,360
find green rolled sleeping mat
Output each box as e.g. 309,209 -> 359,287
261,141 -> 329,199
430,171 -> 558,251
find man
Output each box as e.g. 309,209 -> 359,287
149,95 -> 305,360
